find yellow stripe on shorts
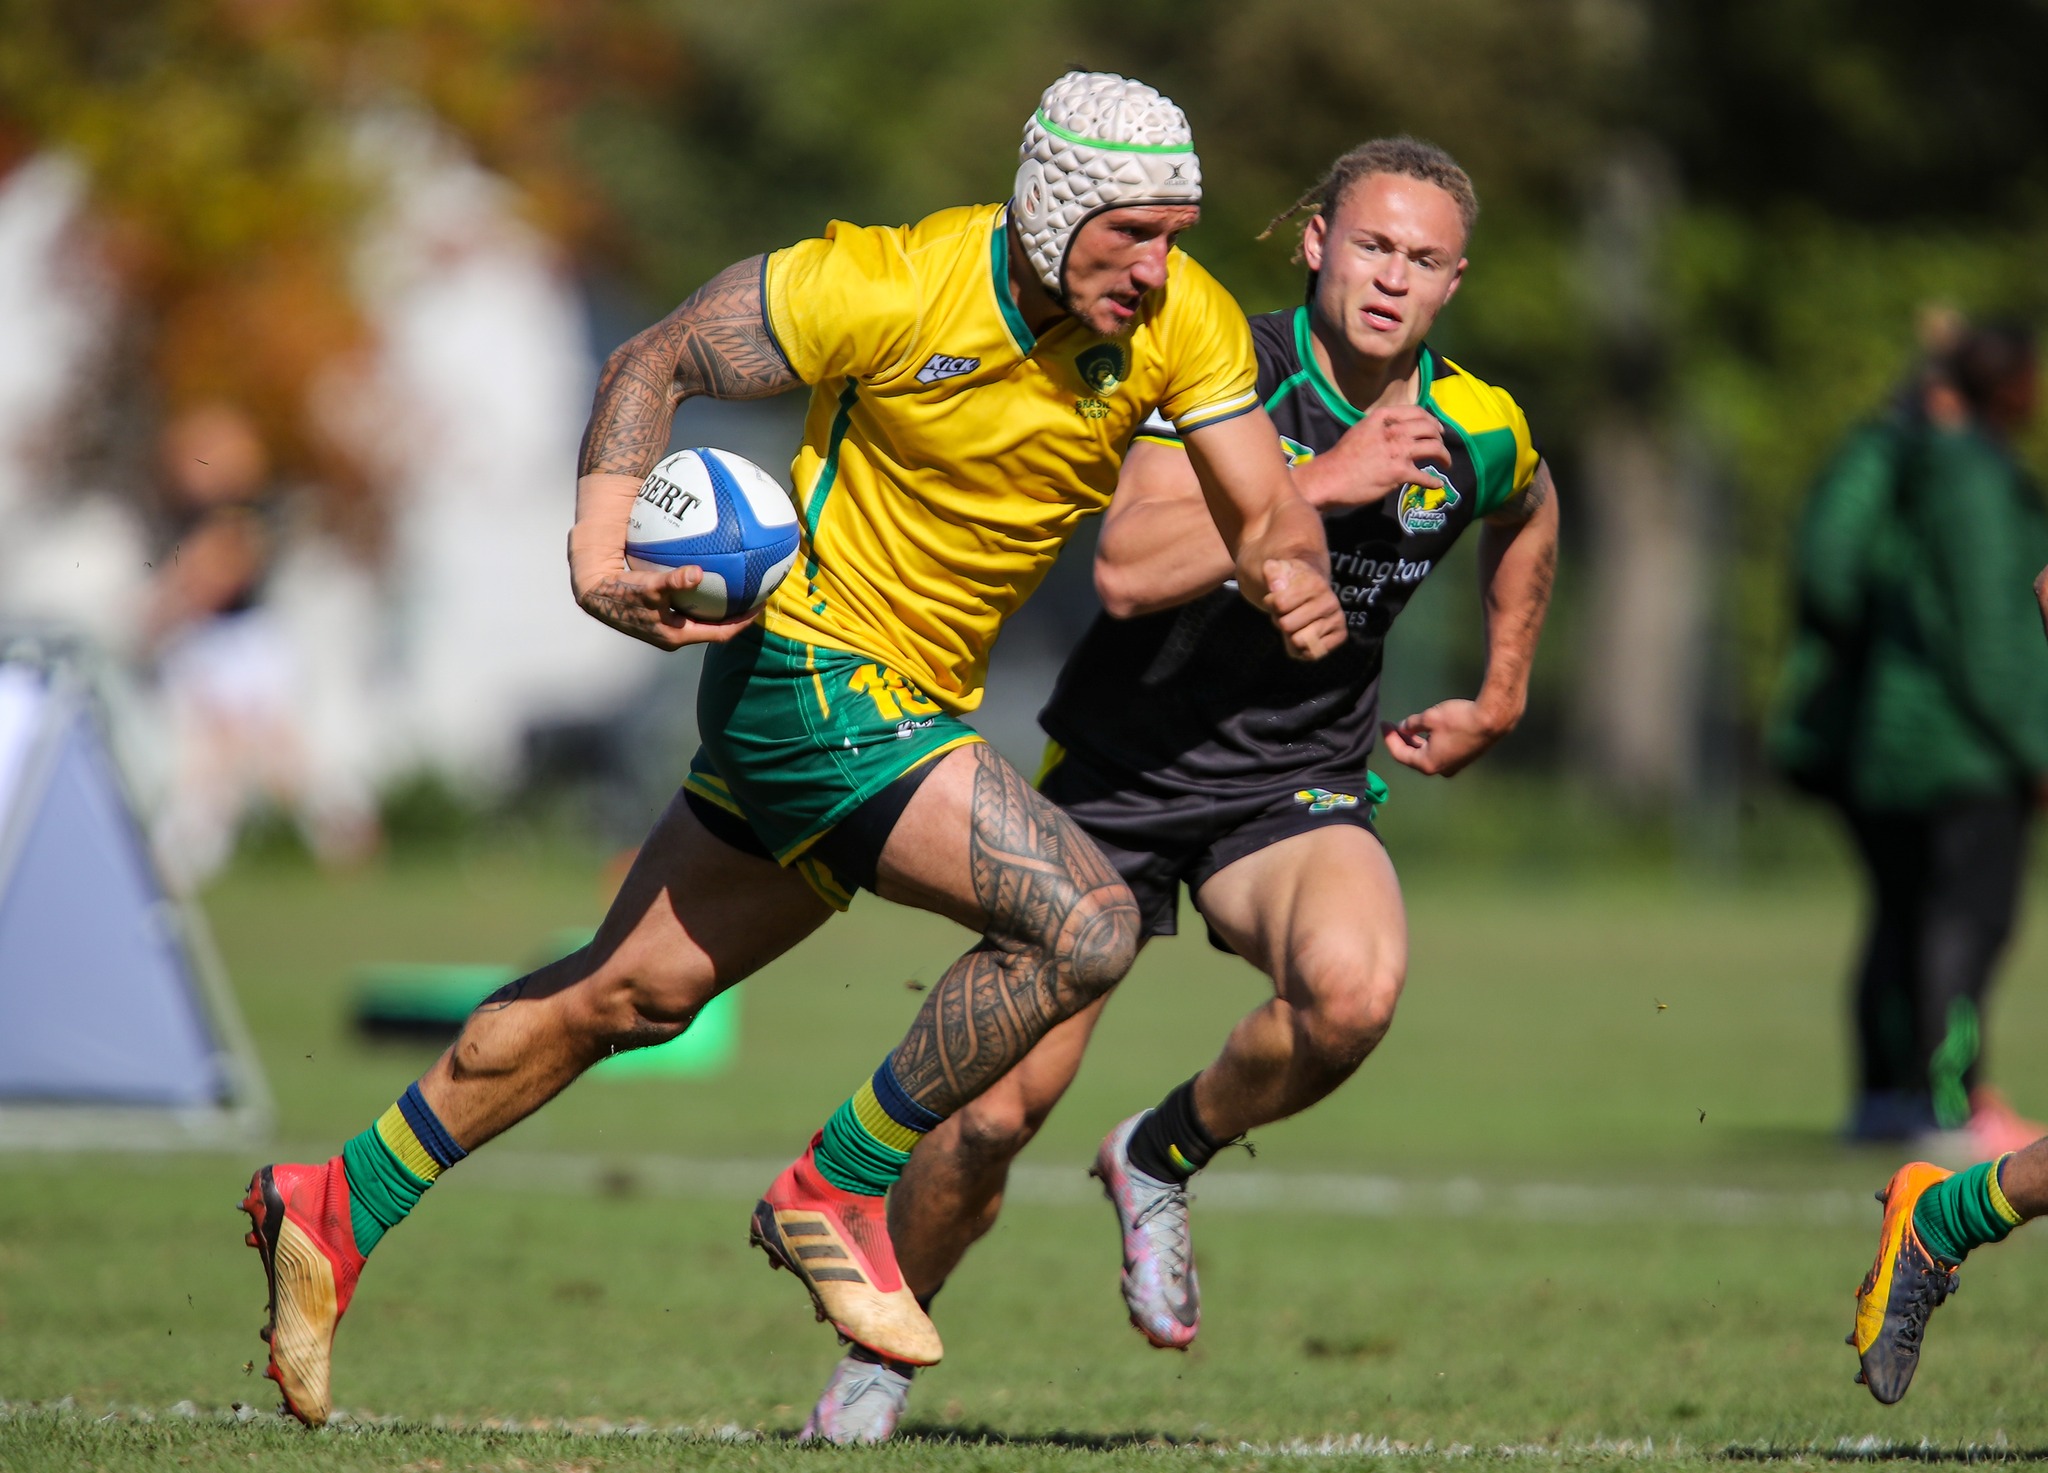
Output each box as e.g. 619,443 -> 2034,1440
682,772 -> 746,818
795,855 -> 855,912
805,644 -> 832,720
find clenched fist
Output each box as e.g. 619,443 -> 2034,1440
1263,558 -> 1347,661
1297,405 -> 1450,511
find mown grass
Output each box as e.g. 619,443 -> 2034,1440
6,849 -> 2048,1469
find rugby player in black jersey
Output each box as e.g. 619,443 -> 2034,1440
802,137 -> 1559,1444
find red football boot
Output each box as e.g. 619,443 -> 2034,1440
749,1133 -> 942,1366
1966,1087 -> 2048,1161
240,1160 -> 366,1426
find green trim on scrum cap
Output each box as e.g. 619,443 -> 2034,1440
1034,110 -> 1195,155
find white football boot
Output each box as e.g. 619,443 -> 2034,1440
1091,1112 -> 1200,1349
799,1353 -> 914,1444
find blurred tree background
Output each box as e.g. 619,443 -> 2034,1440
5,0 -> 2048,833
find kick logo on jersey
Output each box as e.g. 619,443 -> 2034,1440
1293,787 -> 1359,813
915,353 -> 980,385
1397,474 -> 1461,534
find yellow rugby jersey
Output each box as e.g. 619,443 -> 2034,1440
759,202 -> 1259,712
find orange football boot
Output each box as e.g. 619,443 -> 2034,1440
240,1160 -> 366,1426
1849,1161 -> 1960,1404
750,1133 -> 942,1366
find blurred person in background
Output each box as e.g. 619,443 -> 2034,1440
1773,322 -> 2048,1155
1844,558 -> 2048,1405
148,402 -> 376,887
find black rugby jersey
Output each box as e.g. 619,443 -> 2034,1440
1038,304 -> 1538,800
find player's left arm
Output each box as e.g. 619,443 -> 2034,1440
1384,460 -> 1559,776
1180,407 -> 1346,661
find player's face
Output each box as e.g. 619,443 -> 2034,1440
1303,174 -> 1466,367
1063,205 -> 1201,336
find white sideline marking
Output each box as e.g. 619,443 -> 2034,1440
423,1150 -> 1875,1226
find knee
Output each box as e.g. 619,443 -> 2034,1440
1291,951 -> 1404,1073
561,942 -> 707,1051
1054,881 -> 1142,1000
948,1090 -> 1042,1168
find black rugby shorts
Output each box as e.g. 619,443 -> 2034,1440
1037,742 -> 1381,955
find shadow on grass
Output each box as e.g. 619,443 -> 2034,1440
881,1422 -> 1199,1450
1725,1446 -> 2048,1464
879,1429 -> 2048,1462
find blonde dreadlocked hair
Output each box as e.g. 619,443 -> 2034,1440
1259,137 -> 1478,262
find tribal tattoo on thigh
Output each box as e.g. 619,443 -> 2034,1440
890,748 -> 1139,1116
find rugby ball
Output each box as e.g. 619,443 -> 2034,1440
625,448 -> 801,623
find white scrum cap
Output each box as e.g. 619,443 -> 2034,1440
1012,70 -> 1201,298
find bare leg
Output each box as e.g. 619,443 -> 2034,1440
245,791 -> 832,1429
873,743 -> 1139,1117
751,743 -> 1138,1363
1997,1136 -> 2048,1217
889,995 -> 1111,1298
1188,826 -> 1406,1140
418,791 -> 831,1145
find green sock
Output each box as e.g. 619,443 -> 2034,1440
337,1084 -> 466,1253
1928,998 -> 1982,1130
1911,1156 -> 2025,1265
812,1057 -> 945,1196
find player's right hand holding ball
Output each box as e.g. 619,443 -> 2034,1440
1297,405 -> 1449,510
1262,558 -> 1347,661
570,550 -> 758,651
567,471 -> 758,652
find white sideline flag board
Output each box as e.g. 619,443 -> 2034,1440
0,659 -> 268,1144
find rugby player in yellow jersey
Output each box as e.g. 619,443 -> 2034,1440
235,71 -> 1346,1426
800,139 -> 1562,1443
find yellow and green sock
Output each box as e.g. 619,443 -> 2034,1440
1912,1154 -> 2025,1265
338,1082 -> 468,1253
813,1056 -> 944,1196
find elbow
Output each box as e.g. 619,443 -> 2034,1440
604,332 -> 679,399
1093,560 -> 1146,620
599,337 -> 643,384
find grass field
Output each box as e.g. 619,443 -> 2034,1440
7,839 -> 2048,1470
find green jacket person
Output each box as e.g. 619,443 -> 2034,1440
1783,322 -> 2048,1150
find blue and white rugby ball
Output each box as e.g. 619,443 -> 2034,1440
625,447 -> 801,623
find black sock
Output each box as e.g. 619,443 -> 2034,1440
1126,1077 -> 1222,1184
847,1286 -> 940,1378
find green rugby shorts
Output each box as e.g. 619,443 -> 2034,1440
684,627 -> 982,908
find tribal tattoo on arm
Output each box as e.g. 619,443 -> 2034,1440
888,747 -> 1140,1117
577,256 -> 799,479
